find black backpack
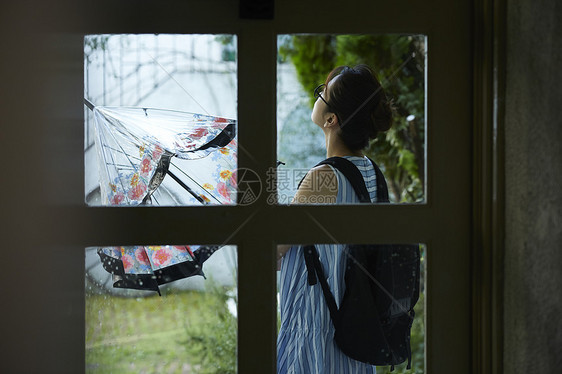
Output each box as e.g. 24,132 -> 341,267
302,157 -> 421,370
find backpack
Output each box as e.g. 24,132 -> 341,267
302,156 -> 421,370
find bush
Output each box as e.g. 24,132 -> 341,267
181,284 -> 237,374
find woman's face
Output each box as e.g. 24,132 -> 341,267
311,78 -> 336,127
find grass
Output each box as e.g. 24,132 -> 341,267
86,280 -> 424,373
86,289 -> 233,374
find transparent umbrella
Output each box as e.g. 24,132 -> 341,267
85,99 -> 237,294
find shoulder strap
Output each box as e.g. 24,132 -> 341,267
316,157 -> 370,202
316,156 -> 390,203
367,157 -> 390,203
303,156 -> 391,326
303,245 -> 339,323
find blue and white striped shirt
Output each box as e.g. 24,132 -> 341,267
277,156 -> 378,374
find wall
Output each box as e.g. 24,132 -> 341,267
504,0 -> 562,371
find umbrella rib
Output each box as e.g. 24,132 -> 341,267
97,127 -> 129,199
166,169 -> 205,203
151,194 -> 160,205
84,98 -> 95,111
171,163 -> 221,204
104,139 -> 131,199
98,116 -> 143,171
101,141 -> 211,205
102,144 -> 142,162
105,162 -> 136,169
169,161 -> 223,204
105,127 -> 140,173
102,123 -> 143,202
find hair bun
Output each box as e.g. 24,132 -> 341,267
326,64 -> 394,150
369,96 -> 393,139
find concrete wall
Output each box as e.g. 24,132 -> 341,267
504,0 -> 562,371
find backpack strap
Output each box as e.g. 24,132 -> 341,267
302,157 -> 416,368
302,156 -> 390,324
296,156 -> 389,203
303,244 -> 339,324
316,157 -> 370,202
367,157 -> 390,203
315,156 -> 390,203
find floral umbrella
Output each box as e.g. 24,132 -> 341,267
87,100 -> 237,294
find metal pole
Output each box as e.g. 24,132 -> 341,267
84,98 -> 95,111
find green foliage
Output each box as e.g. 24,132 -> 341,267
279,35 -> 337,107
215,35 -> 236,62
85,287 -> 237,374
279,34 -> 426,202
84,35 -> 110,63
181,284 -> 237,374
86,291 -> 205,373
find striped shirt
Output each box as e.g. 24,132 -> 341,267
277,156 -> 378,374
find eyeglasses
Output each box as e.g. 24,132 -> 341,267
314,84 -> 341,125
314,84 -> 331,108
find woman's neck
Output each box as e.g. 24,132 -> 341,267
324,130 -> 363,158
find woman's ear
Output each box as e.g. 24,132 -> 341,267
324,113 -> 339,128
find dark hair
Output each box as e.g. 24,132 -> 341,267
325,64 -> 393,150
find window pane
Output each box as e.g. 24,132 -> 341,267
85,34 -> 238,206
277,34 -> 426,204
277,243 -> 426,373
85,244 -> 238,372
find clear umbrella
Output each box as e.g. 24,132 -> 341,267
86,99 -> 237,294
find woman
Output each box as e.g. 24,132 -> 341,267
277,65 -> 393,373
